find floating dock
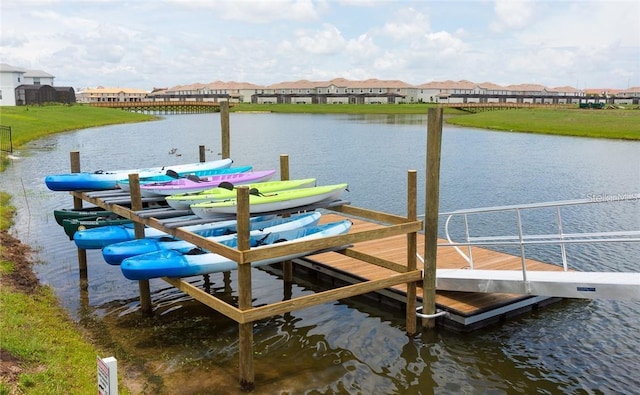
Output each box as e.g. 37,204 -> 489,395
294,214 -> 564,332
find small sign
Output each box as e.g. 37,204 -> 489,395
97,356 -> 118,395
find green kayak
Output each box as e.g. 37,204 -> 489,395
165,178 -> 317,210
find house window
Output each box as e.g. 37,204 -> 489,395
33,77 -> 41,85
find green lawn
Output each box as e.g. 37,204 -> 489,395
0,104 -> 157,148
446,108 -> 640,140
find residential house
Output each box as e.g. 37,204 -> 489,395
0,63 -> 26,106
0,63 -> 75,105
76,86 -> 149,103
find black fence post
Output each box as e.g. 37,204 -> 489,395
0,125 -> 12,153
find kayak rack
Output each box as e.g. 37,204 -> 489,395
63,106 -> 445,391
67,159 -> 425,392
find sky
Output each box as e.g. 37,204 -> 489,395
1,0 -> 639,90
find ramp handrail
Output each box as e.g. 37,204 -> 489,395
421,193 -> 640,280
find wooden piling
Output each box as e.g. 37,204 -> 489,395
199,145 -> 206,162
220,101 -> 230,159
422,107 -> 443,329
279,154 -> 294,282
70,151 -> 88,290
406,170 -> 418,335
128,173 -> 152,314
236,186 -> 255,391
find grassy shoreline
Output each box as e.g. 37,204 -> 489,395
0,103 -> 638,392
446,108 -> 640,140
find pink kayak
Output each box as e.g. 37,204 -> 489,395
139,170 -> 276,197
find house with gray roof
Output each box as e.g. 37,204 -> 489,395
0,63 -> 75,105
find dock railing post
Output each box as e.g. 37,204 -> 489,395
128,173 -> 152,315
236,186 -> 255,391
70,151 -> 88,290
220,101 -> 230,159
406,170 -> 418,335
422,107 -> 443,329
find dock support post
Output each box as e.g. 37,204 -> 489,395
70,151 -> 88,290
128,173 -> 152,315
406,170 -> 418,335
422,107 -> 443,329
220,101 -> 230,159
236,186 -> 255,391
279,154 -> 294,283
199,145 -> 206,162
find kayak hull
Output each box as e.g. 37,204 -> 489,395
117,165 -> 252,192
63,216 -> 132,240
102,212 -> 321,264
165,178 -> 317,210
121,220 -> 352,280
139,170 -> 276,197
73,214 -> 277,249
191,183 -> 348,217
45,158 -> 233,191
54,208 -> 113,226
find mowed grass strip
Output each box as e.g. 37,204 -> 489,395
0,104 -> 157,148
446,108 -> 640,140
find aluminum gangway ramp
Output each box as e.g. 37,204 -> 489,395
433,194 -> 640,302
436,269 -> 640,300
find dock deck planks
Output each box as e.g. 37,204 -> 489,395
309,214 -> 565,317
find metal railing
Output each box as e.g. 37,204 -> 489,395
423,193 -> 640,281
0,125 -> 12,153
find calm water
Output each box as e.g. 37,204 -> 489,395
2,113 -> 639,394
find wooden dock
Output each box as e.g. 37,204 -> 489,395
89,100 -> 229,114
294,213 -> 564,331
61,106 -> 560,389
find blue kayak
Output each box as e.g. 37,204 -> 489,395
120,220 -> 352,280
73,214 -> 276,250
101,212 -> 321,265
45,158 -> 233,191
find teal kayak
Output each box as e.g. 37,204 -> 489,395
116,165 -> 253,191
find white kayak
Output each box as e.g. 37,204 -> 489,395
190,183 -> 349,218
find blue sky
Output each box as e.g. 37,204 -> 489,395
1,0 -> 638,90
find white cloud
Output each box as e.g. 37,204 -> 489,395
0,0 -> 637,88
295,24 -> 347,55
213,0 -> 320,22
380,8 -> 431,40
490,0 -> 536,32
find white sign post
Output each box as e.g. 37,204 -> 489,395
97,356 -> 118,395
